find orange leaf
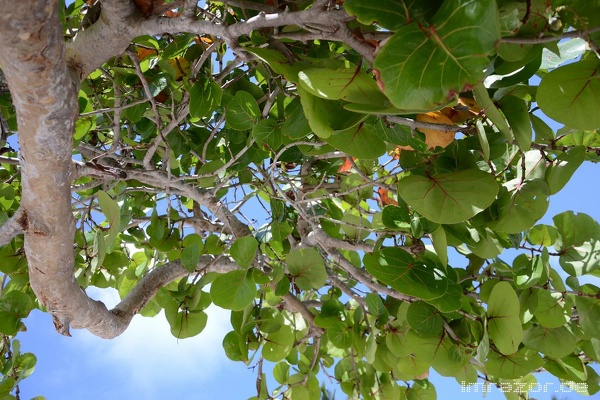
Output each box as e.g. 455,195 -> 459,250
135,47 -> 156,61
338,157 -> 354,174
416,111 -> 456,149
377,188 -> 398,206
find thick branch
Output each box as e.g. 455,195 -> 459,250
0,0 -> 87,336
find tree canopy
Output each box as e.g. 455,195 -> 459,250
0,0 -> 599,398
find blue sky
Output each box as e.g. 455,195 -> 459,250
15,160 -> 600,400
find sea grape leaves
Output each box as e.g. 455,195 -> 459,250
374,0 -> 500,110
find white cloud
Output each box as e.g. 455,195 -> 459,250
74,287 -> 233,396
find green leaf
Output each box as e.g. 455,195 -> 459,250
486,348 -> 543,379
340,213 -> 371,240
545,146 -> 586,195
489,179 -> 550,234
0,291 -> 33,319
170,310 -> 207,339
298,66 -> 389,106
286,248 -> 327,290
0,311 -> 20,335
297,85 -> 366,138
473,83 -> 513,142
576,296 -> 600,337
262,325 -> 294,362
559,243 -> 600,277
499,95 -> 532,152
222,331 -> 248,362
148,208 -> 165,241
430,226 -> 448,267
374,0 -> 499,110
74,117 -> 95,140
252,119 -> 282,149
226,91 -> 260,131
430,336 -> 470,377
210,270 -> 255,311
424,281 -> 463,312
537,59 -> 600,130
544,355 -> 587,383
406,301 -> 443,337
527,224 -> 558,247
97,190 -> 121,253
475,120 -> 490,161
487,281 -> 523,355
324,124 -> 386,159
533,288 -> 570,328
406,380 -> 437,400
181,234 -> 203,273
522,325 -> 577,358
397,169 -> 498,224
246,47 -> 307,83
270,220 -> 293,242
553,211 -> 600,250
94,232 -> 107,269
273,362 -> 290,385
365,293 -> 389,325
189,78 -> 222,119
344,0 -> 442,30
282,97 -> 312,139
381,205 -> 411,231
531,114 -> 555,142
328,321 -> 352,349
364,248 -> 450,300
540,38 -> 588,70
512,254 -> 544,289
386,328 -> 411,358
230,236 -> 258,269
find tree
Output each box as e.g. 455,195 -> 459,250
0,0 -> 598,398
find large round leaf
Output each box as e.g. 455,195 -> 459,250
486,348 -> 542,379
537,59 -> 600,130
544,146 -> 586,195
533,288 -> 570,328
324,124 -> 386,159
487,281 -> 522,355
210,270 -> 256,311
226,91 -> 260,131
286,248 -> 327,290
397,169 -> 498,224
523,325 -> 577,359
230,236 -> 259,269
170,310 -> 208,339
374,0 -> 500,110
298,67 -> 389,106
364,248 -> 450,300
406,301 -> 443,337
189,78 -> 222,119
297,85 -> 366,138
489,179 -> 550,234
262,325 -> 294,362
